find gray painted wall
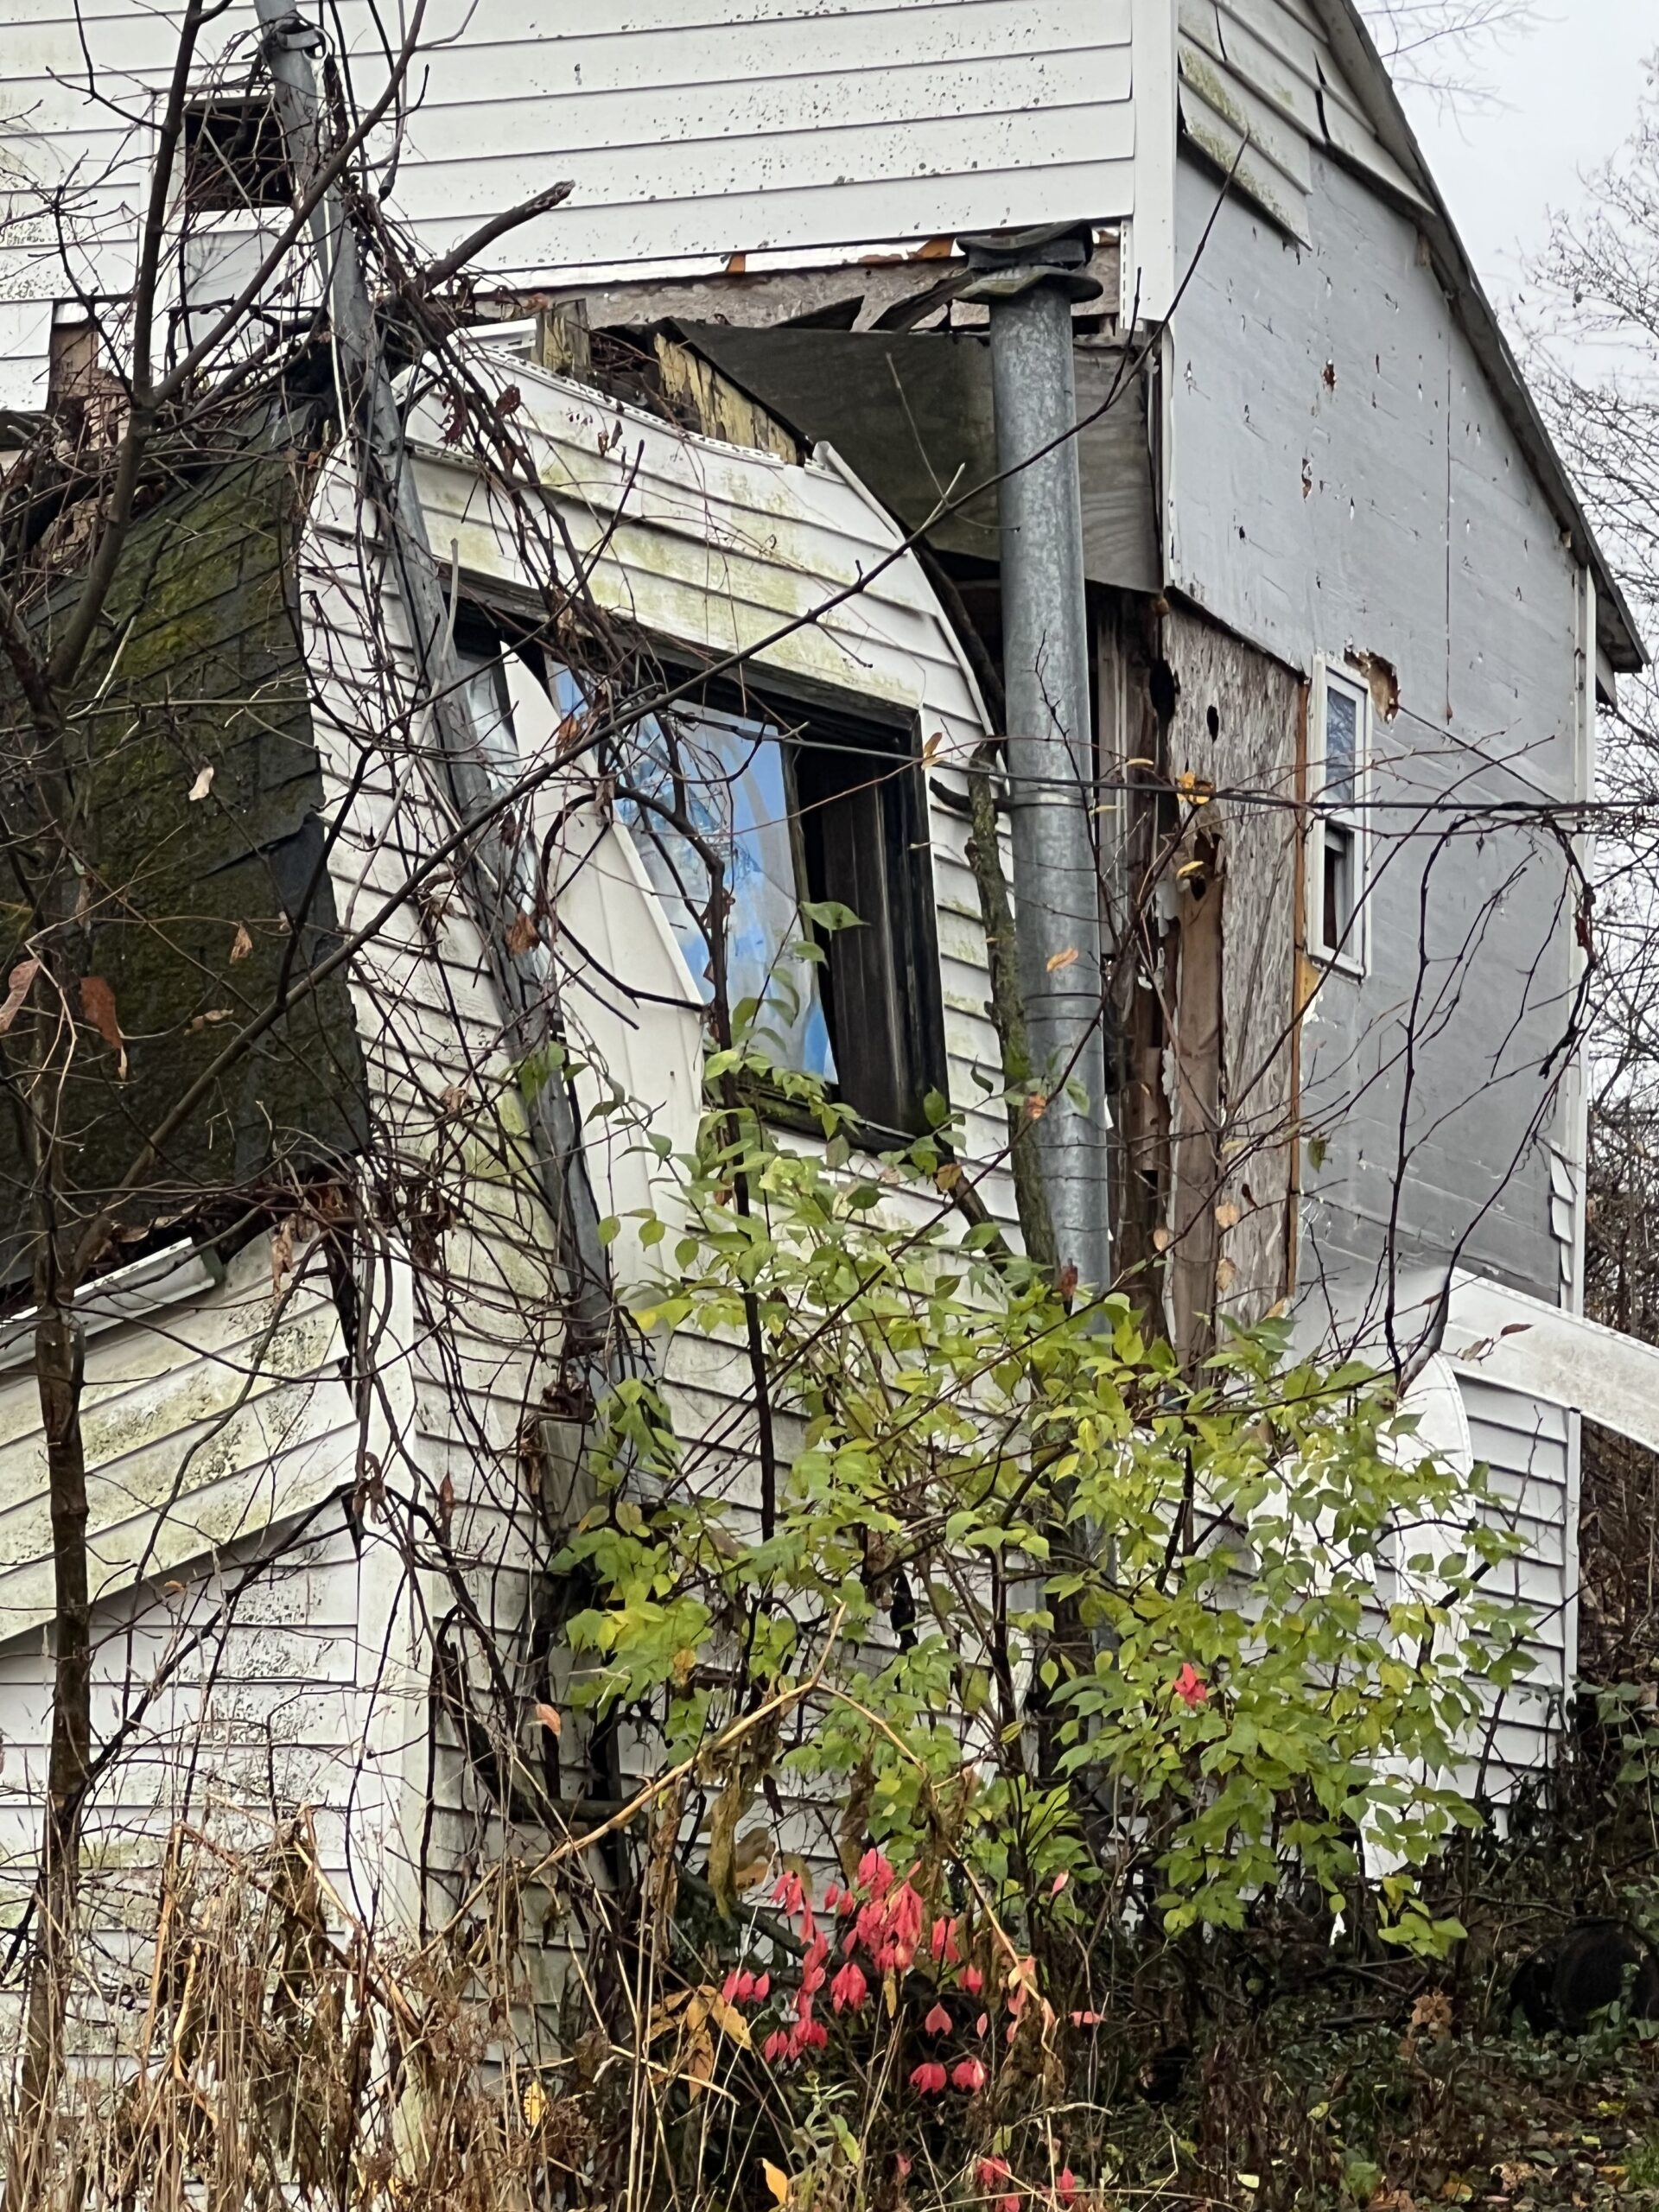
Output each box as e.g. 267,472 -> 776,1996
1168,148 -> 1586,1313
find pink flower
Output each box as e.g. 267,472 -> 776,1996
1050,1872 -> 1069,1897
1172,1662 -> 1209,1709
910,2060 -> 948,2094
930,1915 -> 963,1966
961,1964 -> 984,1996
951,2056 -> 988,2093
976,2012 -> 989,2037
923,2002 -> 951,2036
1056,2172 -> 1080,2206
830,1961 -> 868,2013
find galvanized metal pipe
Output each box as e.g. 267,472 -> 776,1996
982,264 -> 1111,1298
253,0 -> 614,1366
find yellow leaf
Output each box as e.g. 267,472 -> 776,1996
229,921 -> 253,963
1214,1201 -> 1241,1230
684,2020 -> 716,2099
522,2076 -> 547,2128
1046,945 -> 1079,973
1152,1225 -> 1172,1253
762,2161 -> 792,2205
705,1989 -> 753,2048
534,1701 -> 562,1738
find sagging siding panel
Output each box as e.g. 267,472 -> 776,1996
1169,150 -> 1582,1310
0,1235 -> 360,1646
1177,0 -> 1427,241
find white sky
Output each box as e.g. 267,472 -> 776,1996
1398,4 -> 1656,304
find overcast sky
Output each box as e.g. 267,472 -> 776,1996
1398,3 -> 1656,305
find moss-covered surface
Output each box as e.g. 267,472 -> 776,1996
1,425 -> 366,1271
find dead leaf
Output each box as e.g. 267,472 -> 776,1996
534,1701 -> 562,1738
79,976 -> 128,1077
1046,945 -> 1079,973
1215,1255 -> 1237,1293
761,2160 -> 791,2207
1152,1225 -> 1173,1253
705,1775 -> 749,1918
732,1827 -> 773,1891
922,729 -> 944,761
705,1989 -> 753,2049
438,1471 -> 455,1535
522,2076 -> 547,2129
934,1162 -> 963,1193
724,251 -> 747,274
1214,1201 -> 1242,1231
1026,1091 -> 1047,1122
0,958 -> 40,1035
684,2018 -> 716,2099
270,1217 -> 296,1293
1411,1991 -> 1454,2041
188,1007 -> 235,1032
229,921 -> 253,963
440,1084 -> 471,1116
188,764 -> 214,802
505,910 -> 540,955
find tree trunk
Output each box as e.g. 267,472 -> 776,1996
13,1304 -> 92,2190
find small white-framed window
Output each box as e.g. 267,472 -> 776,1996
1309,659 -> 1370,974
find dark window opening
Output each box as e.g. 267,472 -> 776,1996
1322,819 -> 1357,954
182,98 -> 292,212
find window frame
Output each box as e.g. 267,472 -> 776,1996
1307,658 -> 1371,978
617,664 -> 951,1145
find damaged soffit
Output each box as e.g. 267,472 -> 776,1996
667,322 -> 1160,596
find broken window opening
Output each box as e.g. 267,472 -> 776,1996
1310,661 -> 1370,976
181,97 -> 293,213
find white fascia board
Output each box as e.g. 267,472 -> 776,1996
1441,1272 -> 1659,1458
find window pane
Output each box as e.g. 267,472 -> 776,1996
619,706 -> 836,1083
1323,684 -> 1358,805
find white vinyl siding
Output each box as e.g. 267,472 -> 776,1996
0,0 -> 1167,405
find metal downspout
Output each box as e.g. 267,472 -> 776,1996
962,226 -> 1112,1300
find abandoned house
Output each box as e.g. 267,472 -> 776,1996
0,0 -> 1656,1982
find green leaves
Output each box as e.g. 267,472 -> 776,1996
567,1071 -> 1529,1964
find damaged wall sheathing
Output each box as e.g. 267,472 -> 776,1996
0,435 -> 367,1281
